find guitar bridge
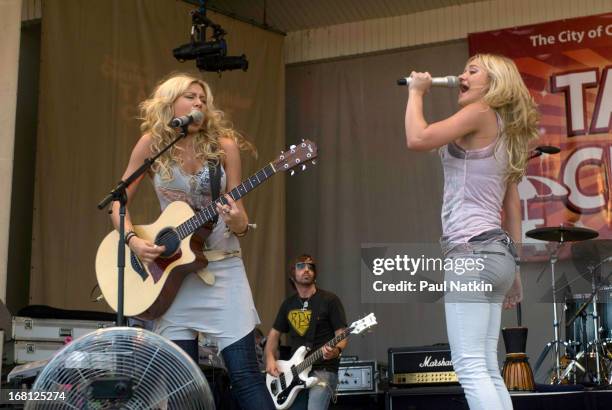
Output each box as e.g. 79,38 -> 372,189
130,252 -> 148,281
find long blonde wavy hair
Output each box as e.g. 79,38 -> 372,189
471,54 -> 539,182
139,73 -> 255,180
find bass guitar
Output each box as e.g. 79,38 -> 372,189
266,313 -> 377,409
95,140 -> 317,319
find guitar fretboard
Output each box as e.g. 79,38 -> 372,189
294,328 -> 351,374
176,163 -> 276,238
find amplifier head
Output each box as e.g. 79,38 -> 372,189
388,344 -> 458,385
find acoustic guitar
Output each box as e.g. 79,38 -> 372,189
95,140 -> 317,319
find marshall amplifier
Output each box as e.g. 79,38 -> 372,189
388,344 -> 458,385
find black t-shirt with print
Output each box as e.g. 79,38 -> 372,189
273,288 -> 347,372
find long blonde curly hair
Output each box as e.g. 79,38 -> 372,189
471,54 -> 539,182
139,73 -> 255,180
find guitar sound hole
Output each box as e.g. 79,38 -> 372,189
155,228 -> 180,257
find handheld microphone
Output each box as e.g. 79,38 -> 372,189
169,110 -> 204,128
397,76 -> 459,88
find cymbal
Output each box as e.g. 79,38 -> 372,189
525,226 -> 598,242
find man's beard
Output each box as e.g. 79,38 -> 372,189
296,275 -> 315,286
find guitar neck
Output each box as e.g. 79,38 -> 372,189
175,163 -> 277,238
294,328 -> 351,374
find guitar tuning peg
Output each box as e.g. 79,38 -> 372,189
301,164 -> 306,171
312,160 -> 316,165
290,170 -> 295,176
290,144 -> 296,150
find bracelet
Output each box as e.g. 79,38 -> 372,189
125,230 -> 137,246
233,224 -> 249,238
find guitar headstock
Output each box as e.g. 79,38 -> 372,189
272,139 -> 318,175
349,313 -> 377,335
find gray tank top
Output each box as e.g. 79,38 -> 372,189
439,113 -> 509,245
151,163 -> 259,349
152,163 -> 240,251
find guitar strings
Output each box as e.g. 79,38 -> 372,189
151,196 -> 232,246
150,171 -> 262,247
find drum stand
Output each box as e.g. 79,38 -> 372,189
589,271 -> 603,384
561,309 -> 591,384
533,242 -> 575,382
562,264 -> 612,385
526,225 -> 599,384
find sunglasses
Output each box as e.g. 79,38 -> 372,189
295,262 -> 316,271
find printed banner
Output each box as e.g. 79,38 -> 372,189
469,13 -> 612,260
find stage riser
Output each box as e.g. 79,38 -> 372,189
331,391 -> 612,410
382,392 -> 612,410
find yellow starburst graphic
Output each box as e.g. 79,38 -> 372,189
288,309 -> 312,336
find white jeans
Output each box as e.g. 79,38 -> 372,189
444,241 -> 516,410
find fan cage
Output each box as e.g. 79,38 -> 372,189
25,327 -> 214,409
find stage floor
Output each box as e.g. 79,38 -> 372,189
332,386 -> 612,410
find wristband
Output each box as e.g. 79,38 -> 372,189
233,224 -> 250,237
125,230 -> 137,246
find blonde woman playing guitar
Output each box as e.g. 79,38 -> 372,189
104,73 -> 275,409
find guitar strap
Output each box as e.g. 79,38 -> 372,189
208,158 -> 221,225
302,291 -> 319,349
196,158 -> 224,287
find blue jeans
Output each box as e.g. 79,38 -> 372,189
444,239 -> 516,410
291,369 -> 338,410
175,330 -> 274,410
221,330 -> 275,410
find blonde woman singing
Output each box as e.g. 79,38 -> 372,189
405,54 -> 538,410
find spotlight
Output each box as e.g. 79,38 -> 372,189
173,1 -> 249,73
195,54 -> 248,72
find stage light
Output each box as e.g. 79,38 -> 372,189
173,1 -> 248,73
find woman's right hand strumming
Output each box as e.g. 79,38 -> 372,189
128,237 -> 166,266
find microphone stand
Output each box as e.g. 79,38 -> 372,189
97,125 -> 189,325
529,152 -> 541,160
529,146 -> 560,160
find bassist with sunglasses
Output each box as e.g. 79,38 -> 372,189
265,254 -> 348,409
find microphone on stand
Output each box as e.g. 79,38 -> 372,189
529,145 -> 560,159
396,76 -> 459,88
169,110 -> 204,128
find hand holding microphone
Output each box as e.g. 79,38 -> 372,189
397,72 -> 459,89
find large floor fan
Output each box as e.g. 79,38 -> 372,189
25,327 -> 215,409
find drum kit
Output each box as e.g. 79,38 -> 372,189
527,225 -> 612,386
